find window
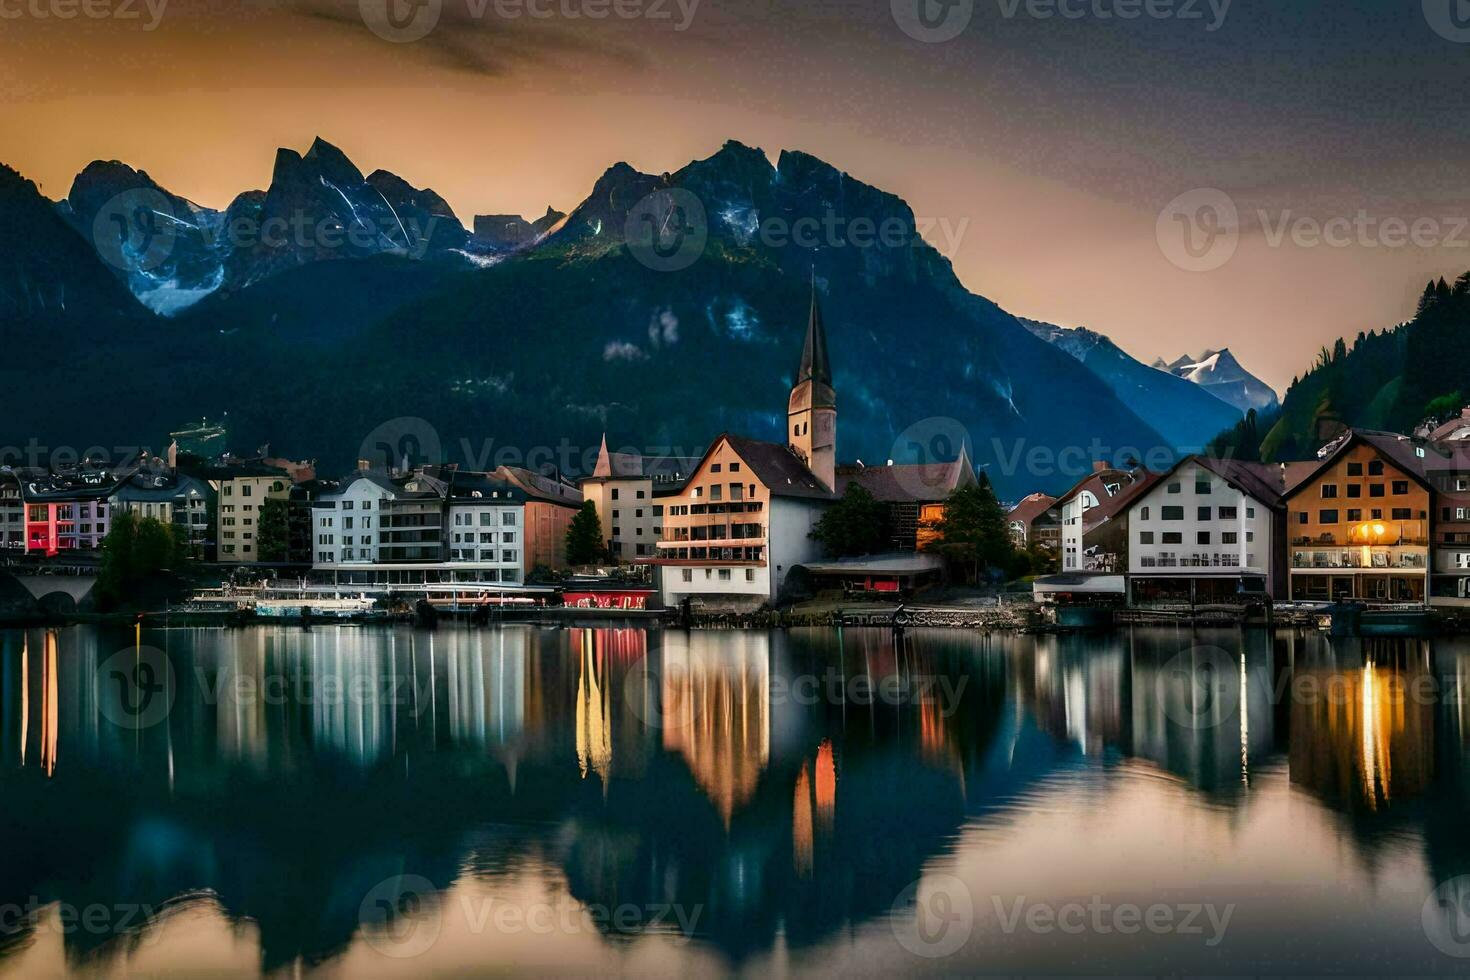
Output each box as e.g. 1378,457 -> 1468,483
1197,531 -> 1211,545
1219,506 -> 1237,520
1321,485 -> 1338,499
1370,484 -> 1385,497
731,463 -> 741,473
1347,462 -> 1364,476
1167,482 -> 1181,494
1371,509 -> 1384,520
1347,509 -> 1363,522
1197,506 -> 1211,521
1162,532 -> 1183,545
1246,532 -> 1255,542
718,569 -> 732,581
1347,484 -> 1362,498
1320,510 -> 1339,524
1222,532 -> 1238,544
745,568 -> 755,582
503,512 -> 516,525
612,489 -> 620,500
1392,508 -> 1412,521
1139,531 -> 1155,544
1140,506 -> 1150,520
711,464 -> 722,473
1392,480 -> 1410,495
1162,506 -> 1184,521
1196,480 -> 1212,494
1369,460 -> 1385,476
681,569 -> 692,582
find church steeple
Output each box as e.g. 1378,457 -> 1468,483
787,277 -> 837,492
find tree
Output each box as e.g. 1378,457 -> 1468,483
99,511 -> 182,608
565,501 -> 608,566
256,497 -> 290,563
931,476 -> 1014,585
810,483 -> 891,558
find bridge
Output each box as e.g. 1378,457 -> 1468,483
0,560 -> 100,615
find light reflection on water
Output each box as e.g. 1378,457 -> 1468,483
0,625 -> 1466,976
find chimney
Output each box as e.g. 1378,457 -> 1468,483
357,459 -> 371,472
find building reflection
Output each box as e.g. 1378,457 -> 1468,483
657,631 -> 771,824
7,623 -> 1470,973
1288,638 -> 1434,813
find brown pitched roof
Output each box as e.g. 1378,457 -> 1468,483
1006,492 -> 1057,525
1282,429 -> 1436,500
835,454 -> 977,503
1083,470 -> 1164,530
721,434 -> 833,500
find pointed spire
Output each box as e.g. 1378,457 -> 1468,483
796,274 -> 833,388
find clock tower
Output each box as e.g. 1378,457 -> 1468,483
787,283 -> 837,492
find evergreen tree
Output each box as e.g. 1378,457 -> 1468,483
931,475 -> 1014,584
565,501 -> 608,566
256,497 -> 290,563
99,511 -> 182,608
810,484 -> 891,558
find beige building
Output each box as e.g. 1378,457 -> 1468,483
212,463 -> 292,564
580,437 -> 698,562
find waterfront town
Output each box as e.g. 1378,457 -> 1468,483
5,289 -> 1470,627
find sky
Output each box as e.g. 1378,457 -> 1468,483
4,0 -> 1470,393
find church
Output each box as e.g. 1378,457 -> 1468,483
649,287 -> 839,610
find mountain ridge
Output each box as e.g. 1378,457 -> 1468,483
1,138 -> 1189,497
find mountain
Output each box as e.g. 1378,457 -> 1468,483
1022,320 -> 1242,449
0,139 -> 1192,497
1154,349 -> 1279,416
53,138 -> 543,317
60,160 -> 230,315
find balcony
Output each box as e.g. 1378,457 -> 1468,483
1291,549 -> 1427,570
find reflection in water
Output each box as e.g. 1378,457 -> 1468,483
659,631 -> 770,824
1,624 -> 1470,975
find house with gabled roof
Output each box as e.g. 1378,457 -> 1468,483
1125,454 -> 1290,604
649,287 -> 838,609
1282,430 -> 1433,603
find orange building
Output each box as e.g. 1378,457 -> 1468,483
1284,432 -> 1432,602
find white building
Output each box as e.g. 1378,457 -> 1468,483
444,471 -> 525,584
313,470 -> 527,585
1126,456 -> 1286,603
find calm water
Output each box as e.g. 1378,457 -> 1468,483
0,624 -> 1469,977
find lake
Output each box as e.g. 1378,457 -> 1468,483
0,623 -> 1468,977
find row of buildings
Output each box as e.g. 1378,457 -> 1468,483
0,454 -> 586,586
1008,419 -> 1470,608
